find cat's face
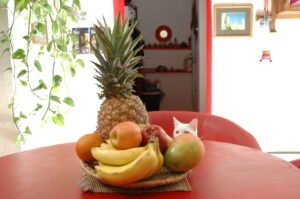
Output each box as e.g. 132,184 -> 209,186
173,117 -> 198,137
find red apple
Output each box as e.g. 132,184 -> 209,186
142,125 -> 173,153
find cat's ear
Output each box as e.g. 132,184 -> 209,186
173,117 -> 180,126
189,118 -> 198,130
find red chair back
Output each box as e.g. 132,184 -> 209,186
148,111 -> 261,150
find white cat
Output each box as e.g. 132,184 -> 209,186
173,117 -> 198,137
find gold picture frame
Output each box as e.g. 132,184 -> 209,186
214,4 -> 253,37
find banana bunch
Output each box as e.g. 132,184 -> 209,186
91,139 -> 163,186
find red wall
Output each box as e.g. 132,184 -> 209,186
113,0 -> 125,21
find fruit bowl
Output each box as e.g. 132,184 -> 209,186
80,161 -> 190,188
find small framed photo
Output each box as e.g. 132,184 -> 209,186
31,21 -> 48,44
214,4 -> 253,37
72,27 -> 90,54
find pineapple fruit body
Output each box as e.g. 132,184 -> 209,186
97,95 -> 148,139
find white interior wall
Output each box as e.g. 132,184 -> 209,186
132,0 -> 192,44
212,0 -> 300,153
0,8 -> 20,156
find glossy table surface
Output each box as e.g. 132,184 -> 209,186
1,141 -> 300,199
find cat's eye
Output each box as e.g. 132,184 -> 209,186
175,131 -> 179,134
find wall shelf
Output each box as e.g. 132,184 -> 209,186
144,47 -> 191,50
144,71 -> 192,74
143,68 -> 191,74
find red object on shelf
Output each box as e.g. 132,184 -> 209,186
155,25 -> 172,42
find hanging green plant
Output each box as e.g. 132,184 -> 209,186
0,0 -> 84,144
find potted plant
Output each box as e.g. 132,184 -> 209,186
0,0 -> 84,144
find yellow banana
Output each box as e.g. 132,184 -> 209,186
95,143 -> 158,186
143,140 -> 163,179
104,140 -> 113,147
99,142 -> 113,149
91,145 -> 146,166
154,143 -> 164,174
142,146 -> 159,179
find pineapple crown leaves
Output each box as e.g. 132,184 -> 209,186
91,14 -> 144,99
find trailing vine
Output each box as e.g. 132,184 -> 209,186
0,0 -> 84,144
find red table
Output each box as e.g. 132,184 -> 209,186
1,141 -> 300,199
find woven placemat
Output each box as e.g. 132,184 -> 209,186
80,173 -> 192,193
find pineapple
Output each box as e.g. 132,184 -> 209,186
91,15 -> 149,139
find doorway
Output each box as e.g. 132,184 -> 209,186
124,0 -> 204,111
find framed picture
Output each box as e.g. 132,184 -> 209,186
214,4 -> 253,37
72,28 -> 90,54
31,21 -> 48,44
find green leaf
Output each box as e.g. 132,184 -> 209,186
24,126 -> 31,135
17,70 -> 27,78
20,112 -> 27,119
23,35 -> 31,42
43,3 -> 52,15
34,103 -> 43,111
53,75 -> 62,86
76,59 -> 84,68
32,80 -> 47,91
13,117 -> 20,124
47,41 -> 53,52
2,67 -> 12,73
50,95 -> 60,103
8,103 -> 12,108
36,22 -> 46,34
52,85 -> 60,93
20,80 -> 28,86
52,21 -> 59,34
34,60 -> 42,72
73,0 -> 81,8
70,67 -> 76,77
16,0 -> 28,11
12,49 -> 26,59
63,97 -> 75,107
0,48 -> 10,57
57,42 -> 67,52
70,33 -> 79,43
52,113 -> 64,126
16,134 -> 25,145
33,6 -> 41,17
0,37 -> 10,44
39,80 -> 47,89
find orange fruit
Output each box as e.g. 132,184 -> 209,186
109,121 -> 142,150
75,132 -> 104,162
